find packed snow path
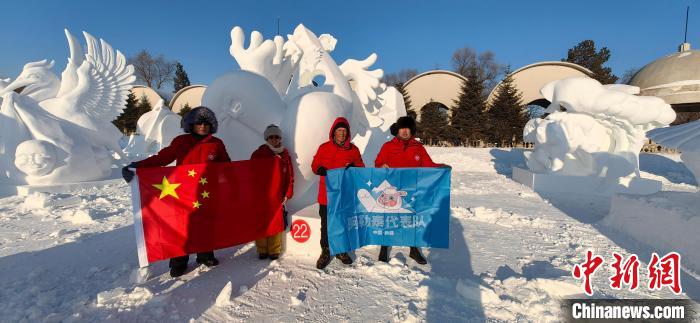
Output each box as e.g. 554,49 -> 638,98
0,148 -> 697,322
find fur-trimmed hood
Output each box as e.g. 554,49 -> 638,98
182,106 -> 218,134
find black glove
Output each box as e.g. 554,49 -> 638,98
345,163 -> 354,170
316,166 -> 327,176
122,162 -> 137,183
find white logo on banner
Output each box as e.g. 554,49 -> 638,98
357,180 -> 414,214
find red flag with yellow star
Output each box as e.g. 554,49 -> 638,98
129,158 -> 284,267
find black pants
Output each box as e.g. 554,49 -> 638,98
169,251 -> 214,268
319,204 -> 329,251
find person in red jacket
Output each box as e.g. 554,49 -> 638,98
122,106 -> 231,277
374,116 -> 449,265
311,117 -> 365,269
250,124 -> 294,260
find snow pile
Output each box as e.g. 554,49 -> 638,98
458,275 -> 581,322
215,282 -> 233,307
96,287 -> 154,310
603,192 -> 700,273
453,206 -> 556,229
61,209 -> 95,225
22,192 -> 81,209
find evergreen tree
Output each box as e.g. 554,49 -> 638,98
451,66 -> 487,145
112,94 -> 152,134
417,102 -> 449,145
173,62 -> 191,93
563,40 -> 618,84
112,92 -> 139,134
178,103 -> 192,117
487,66 -> 525,146
394,82 -> 413,117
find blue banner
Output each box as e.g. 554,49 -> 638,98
326,167 -> 450,255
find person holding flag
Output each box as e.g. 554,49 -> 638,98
251,124 -> 294,260
122,106 -> 231,277
374,116 -> 450,265
311,117 -> 365,270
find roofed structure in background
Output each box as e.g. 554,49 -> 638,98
170,85 -> 207,113
130,85 -> 162,107
629,42 -> 700,124
486,61 -> 593,107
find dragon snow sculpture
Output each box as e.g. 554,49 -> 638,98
202,24 -> 406,212
523,77 -> 675,189
0,30 -> 135,185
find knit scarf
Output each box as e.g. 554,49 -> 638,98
266,143 -> 285,154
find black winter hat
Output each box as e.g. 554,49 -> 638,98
182,106 -> 218,134
390,116 -> 416,136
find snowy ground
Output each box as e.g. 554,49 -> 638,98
0,148 -> 698,322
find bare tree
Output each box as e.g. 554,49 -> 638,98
619,67 -> 640,84
128,50 -> 177,90
451,47 -> 502,93
381,68 -> 418,86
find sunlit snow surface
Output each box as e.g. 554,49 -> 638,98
0,148 -> 697,322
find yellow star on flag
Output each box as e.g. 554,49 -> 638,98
199,177 -> 208,185
187,169 -> 197,177
152,177 -> 181,199
192,200 -> 201,208
201,191 -> 210,199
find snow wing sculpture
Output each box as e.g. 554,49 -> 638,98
202,24 -> 405,213
647,119 -> 700,186
0,30 -> 135,186
518,77 -> 676,194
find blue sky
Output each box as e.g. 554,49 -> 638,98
0,0 -> 696,88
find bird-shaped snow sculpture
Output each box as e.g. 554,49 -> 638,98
0,29 -> 136,163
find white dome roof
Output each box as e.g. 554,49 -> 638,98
629,45 -> 700,105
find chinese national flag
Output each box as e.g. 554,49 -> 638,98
129,159 -> 284,267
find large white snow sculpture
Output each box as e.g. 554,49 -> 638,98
202,24 -> 405,213
0,30 -> 136,185
520,77 -> 676,193
647,119 -> 700,186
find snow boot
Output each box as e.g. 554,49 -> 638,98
196,256 -> 219,267
316,249 -> 332,269
409,247 -> 427,265
269,254 -> 280,261
170,265 -> 187,278
378,246 -> 389,263
336,253 -> 353,265
258,253 -> 268,260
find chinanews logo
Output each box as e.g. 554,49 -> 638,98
414,154 -> 420,161
208,154 -> 215,161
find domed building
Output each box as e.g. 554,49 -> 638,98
629,43 -> 700,124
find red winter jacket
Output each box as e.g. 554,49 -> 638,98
374,137 -> 442,168
311,117 -> 365,205
136,134 -> 231,167
251,144 -> 294,200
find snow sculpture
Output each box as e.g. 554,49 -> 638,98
0,30 -> 135,185
522,77 -> 675,192
647,119 -> 700,186
135,99 -> 182,153
202,24 -> 405,213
